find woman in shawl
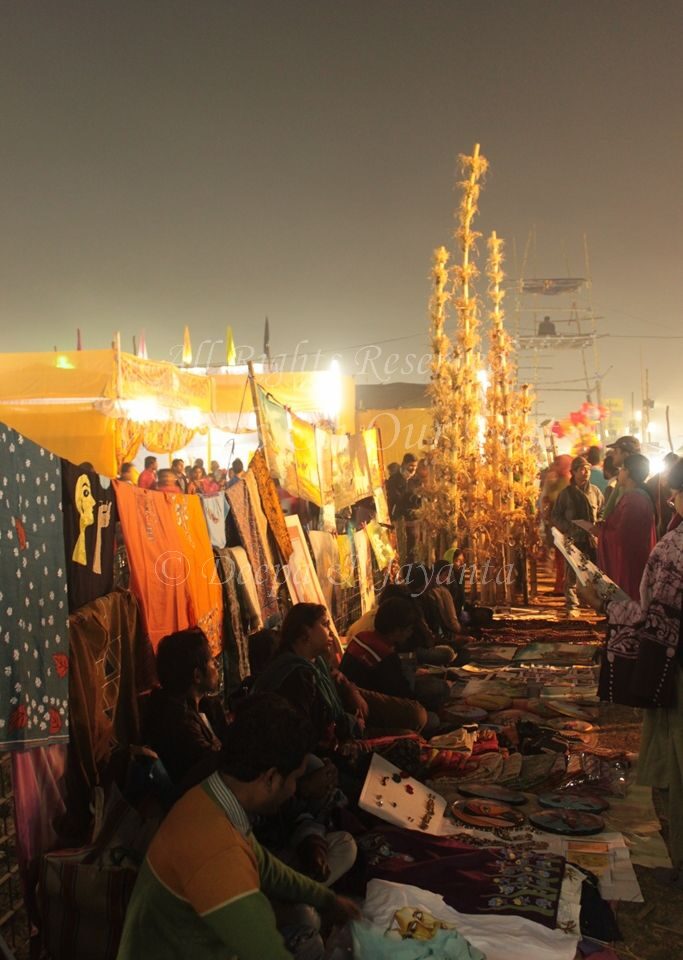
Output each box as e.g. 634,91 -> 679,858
582,459 -> 683,880
253,603 -> 359,752
596,454 -> 656,601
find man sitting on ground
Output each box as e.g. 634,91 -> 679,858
117,694 -> 360,960
340,596 -> 417,700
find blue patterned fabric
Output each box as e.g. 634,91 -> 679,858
0,425 -> 70,749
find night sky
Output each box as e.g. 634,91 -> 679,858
2,1 -> 682,437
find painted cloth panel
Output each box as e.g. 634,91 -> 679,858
0,425 -> 69,750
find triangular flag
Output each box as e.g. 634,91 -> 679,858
182,325 -> 192,365
263,316 -> 271,361
76,328 -> 82,351
226,326 -> 236,365
137,330 -> 148,360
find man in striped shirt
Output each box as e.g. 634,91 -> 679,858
117,694 -> 359,959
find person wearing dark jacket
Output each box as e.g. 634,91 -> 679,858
551,455 -> 603,615
144,627 -> 229,787
340,597 -> 417,699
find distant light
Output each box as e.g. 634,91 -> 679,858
317,360 -> 342,424
477,369 -> 490,391
55,355 -> 75,370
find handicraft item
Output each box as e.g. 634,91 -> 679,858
457,782 -> 527,805
529,809 -> 605,836
451,799 -> 526,830
537,793 -> 609,813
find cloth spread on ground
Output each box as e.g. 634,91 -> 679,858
351,918 -> 485,959
362,879 -> 580,960
200,493 -> 227,550
113,482 -> 222,654
61,461 -> 117,613
358,827 -> 565,929
248,450 -> 293,562
0,424 -> 70,750
116,772 -> 334,960
226,479 -> 279,623
68,589 -> 144,789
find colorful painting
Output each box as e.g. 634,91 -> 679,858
290,414 -> 322,506
256,386 -> 298,494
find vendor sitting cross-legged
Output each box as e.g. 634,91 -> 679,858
117,694 -> 360,960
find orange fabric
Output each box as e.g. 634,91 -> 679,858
113,482 -> 222,654
174,494 -> 223,655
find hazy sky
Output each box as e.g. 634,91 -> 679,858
2,1 -> 682,438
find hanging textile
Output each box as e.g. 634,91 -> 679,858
243,469 -> 279,577
68,590 -> 145,790
11,744 -> 68,924
227,546 -> 263,631
315,428 -> 336,533
337,532 -> 356,588
350,433 -> 373,503
364,427 -> 392,524
366,518 -> 398,571
61,461 -> 117,613
113,481 -> 222,654
201,492 -> 228,550
167,493 -> 223,654
308,531 -> 340,615
248,449 -> 293,561
0,424 -> 70,750
214,549 -> 251,684
284,515 -> 340,648
256,385 -> 298,494
114,419 -> 144,469
290,414 -> 322,506
225,480 -> 279,624
331,434 -> 356,510
354,528 -> 376,614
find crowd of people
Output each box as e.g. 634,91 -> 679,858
543,436 -> 681,612
119,454 -> 246,494
118,575 -> 491,960
106,432 -> 683,957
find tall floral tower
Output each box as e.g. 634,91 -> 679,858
421,144 -> 490,559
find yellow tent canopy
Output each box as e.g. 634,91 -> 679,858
0,349 -> 356,476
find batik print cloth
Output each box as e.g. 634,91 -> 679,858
0,426 -> 70,750
214,548 -> 251,684
225,480 -> 279,623
61,461 -> 117,613
248,450 -> 293,561
68,589 -> 145,789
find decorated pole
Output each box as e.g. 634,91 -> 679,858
485,230 -> 515,604
452,144 -> 489,585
